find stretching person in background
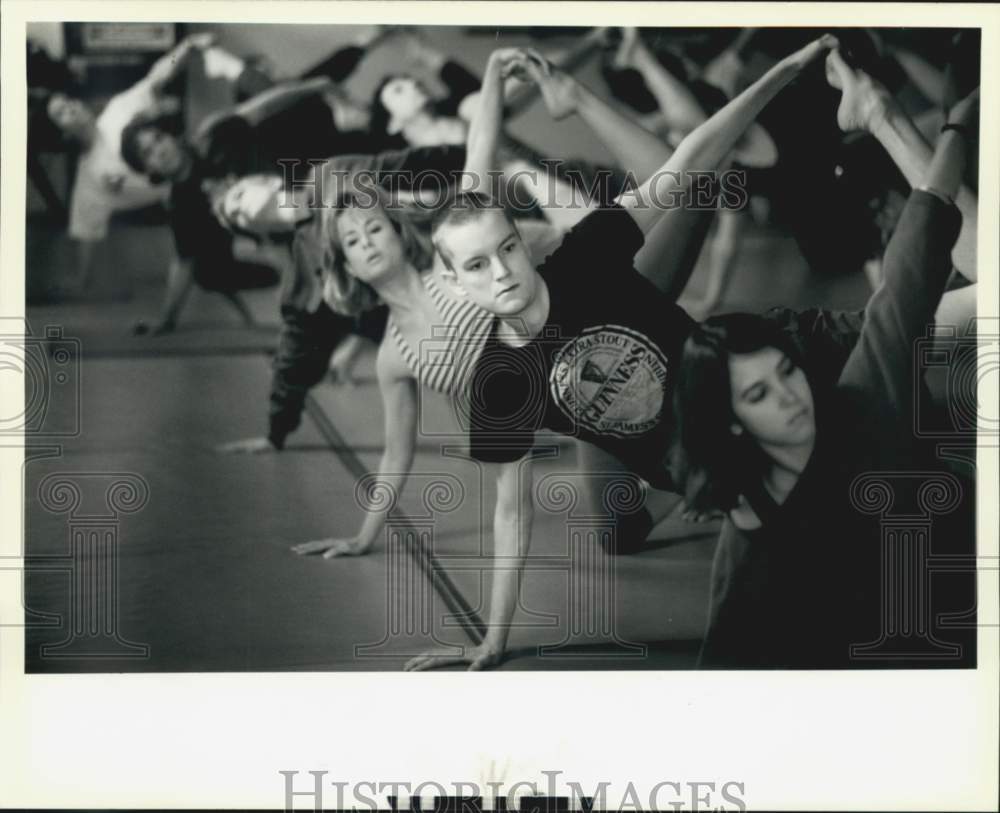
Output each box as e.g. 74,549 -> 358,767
287,53 -> 581,557
43,32 -> 216,295
606,26 -> 778,320
209,144 -> 470,454
120,71 -> 373,334
673,87 -> 978,668
368,27 -> 620,233
825,46 -> 979,292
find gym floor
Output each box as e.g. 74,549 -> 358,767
22,204 -> 872,672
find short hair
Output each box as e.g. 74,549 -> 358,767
120,110 -> 183,182
319,185 -> 433,317
672,312 -> 807,514
429,191 -> 514,270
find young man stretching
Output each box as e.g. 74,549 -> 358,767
403,36 -> 842,671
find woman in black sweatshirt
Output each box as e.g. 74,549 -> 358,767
672,82 -> 979,669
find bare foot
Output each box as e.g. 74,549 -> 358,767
612,27 -> 640,70
825,49 -> 891,133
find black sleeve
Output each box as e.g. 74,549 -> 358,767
838,190 -> 962,421
354,305 -> 389,343
467,342 -> 545,464
435,60 -> 482,117
267,306 -> 352,448
538,203 -> 645,283
300,45 -> 366,83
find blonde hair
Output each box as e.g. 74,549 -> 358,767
319,185 -> 433,316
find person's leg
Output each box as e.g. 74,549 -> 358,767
687,207 -> 748,320
614,27 -> 709,136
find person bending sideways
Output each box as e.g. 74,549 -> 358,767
45,33 -> 215,295
403,36 -> 853,672
674,89 -> 978,669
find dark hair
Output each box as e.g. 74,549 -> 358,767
28,91 -> 70,150
600,45 -> 690,116
120,110 -> 184,182
367,74 -> 411,150
672,313 -> 807,514
429,191 -> 513,269
319,185 -> 433,316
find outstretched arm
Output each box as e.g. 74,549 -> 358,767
618,34 -> 838,235
146,32 -> 215,93
838,89 -> 975,415
291,343 -> 418,558
405,455 -> 534,671
825,48 -> 977,278
230,75 -> 334,129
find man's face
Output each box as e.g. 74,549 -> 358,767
438,210 -> 538,317
47,94 -> 94,136
135,128 -> 186,179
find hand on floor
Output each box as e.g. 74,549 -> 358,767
132,319 -> 176,337
403,642 -> 502,672
216,437 -> 278,454
290,536 -> 370,559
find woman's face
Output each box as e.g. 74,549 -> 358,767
220,174 -> 304,233
729,347 -> 816,449
47,94 -> 94,136
379,77 -> 429,128
335,205 -> 405,283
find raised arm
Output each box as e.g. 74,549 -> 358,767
617,34 -> 838,235
825,48 -> 977,278
231,75 -> 334,129
292,344 -> 418,558
837,89 -> 975,414
146,32 -> 215,93
461,48 -> 525,193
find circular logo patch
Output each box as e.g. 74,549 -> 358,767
549,325 -> 668,437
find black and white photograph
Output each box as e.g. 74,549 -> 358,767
2,1 -> 998,810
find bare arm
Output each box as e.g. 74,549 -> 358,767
151,256 -> 195,334
292,343 -> 418,557
146,32 -> 215,94
231,76 -> 334,129
479,457 -> 534,665
618,35 -> 838,235
461,49 -> 519,193
404,454 -> 534,671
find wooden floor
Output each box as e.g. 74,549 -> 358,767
22,209 -> 874,672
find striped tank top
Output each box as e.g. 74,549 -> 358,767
387,274 -> 494,396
